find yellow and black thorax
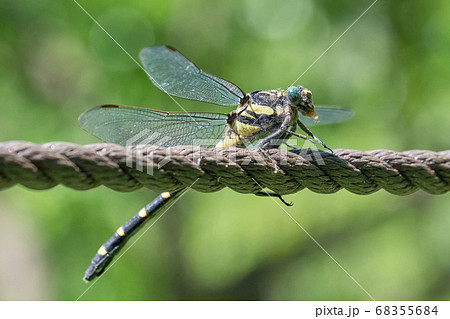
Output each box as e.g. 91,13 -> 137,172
216,89 -> 298,148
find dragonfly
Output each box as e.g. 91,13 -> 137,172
78,45 -> 353,281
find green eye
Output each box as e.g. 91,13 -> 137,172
287,86 -> 300,104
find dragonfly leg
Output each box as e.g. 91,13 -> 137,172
283,130 -> 316,146
83,190 -> 182,282
284,141 -> 306,150
257,127 -> 287,173
257,146 -> 283,174
254,191 -> 293,206
296,120 -> 332,152
256,115 -> 293,173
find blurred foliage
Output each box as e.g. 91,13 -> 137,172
0,0 -> 449,300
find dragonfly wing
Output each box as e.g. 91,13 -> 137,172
299,106 -> 354,126
139,45 -> 244,106
79,105 -> 227,147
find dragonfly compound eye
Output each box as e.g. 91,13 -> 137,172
287,86 -> 300,104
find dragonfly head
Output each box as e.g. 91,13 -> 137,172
287,86 -> 318,120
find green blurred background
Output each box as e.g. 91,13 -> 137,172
0,0 -> 449,300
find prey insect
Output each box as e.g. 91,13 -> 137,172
78,45 -> 353,281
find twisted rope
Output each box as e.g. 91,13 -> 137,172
0,141 -> 449,196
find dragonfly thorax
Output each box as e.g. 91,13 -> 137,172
216,89 -> 296,148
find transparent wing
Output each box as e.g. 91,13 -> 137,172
299,106 -> 354,126
139,45 -> 244,106
78,105 -> 227,147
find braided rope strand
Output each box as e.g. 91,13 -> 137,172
0,141 -> 448,195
